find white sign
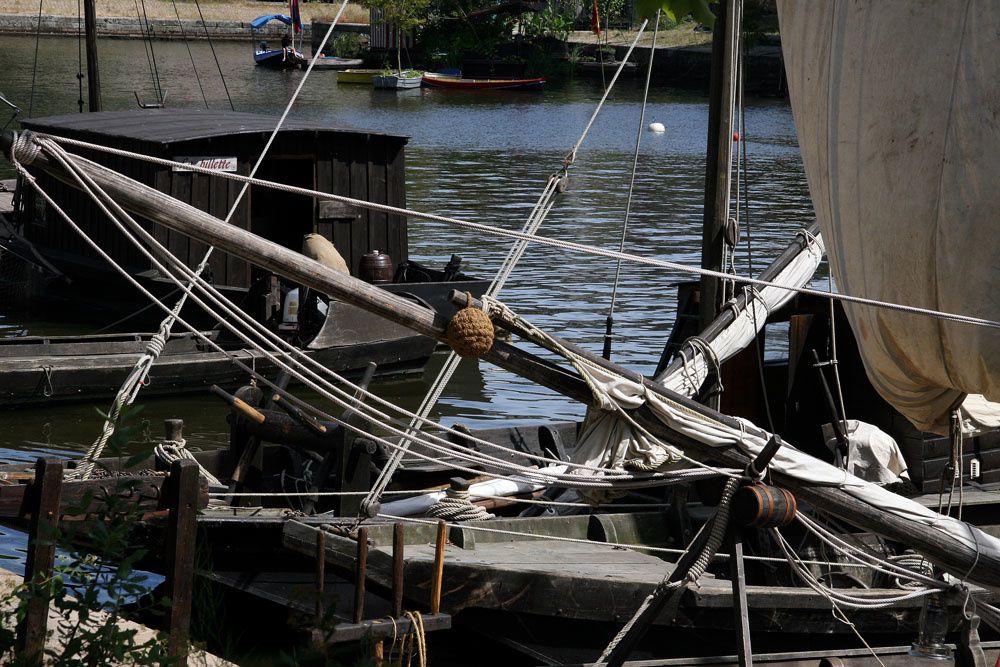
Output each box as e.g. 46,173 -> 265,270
172,156 -> 238,173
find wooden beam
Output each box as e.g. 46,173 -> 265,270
16,458 -> 64,661
8,134 -> 1000,589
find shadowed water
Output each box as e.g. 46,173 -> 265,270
0,35 -> 815,461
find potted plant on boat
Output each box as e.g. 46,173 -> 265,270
364,0 -> 429,89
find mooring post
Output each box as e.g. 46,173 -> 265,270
430,520 -> 447,615
729,530 -> 752,666
354,526 -> 368,624
164,459 -> 199,665
392,523 -> 405,618
16,457 -> 64,661
315,529 -> 326,624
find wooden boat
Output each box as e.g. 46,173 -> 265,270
250,15 -> 307,69
421,73 -> 545,91
577,60 -> 637,76
310,55 -> 364,71
372,73 -> 423,90
5,2 -> 1000,664
335,68 -> 383,84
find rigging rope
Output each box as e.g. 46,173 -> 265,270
69,1 -> 354,479
192,0 -> 235,111
41,133 -> 1000,333
136,0 -> 165,105
359,24 -> 653,517
604,10 -> 659,360
76,0 -> 84,113
28,0 -> 43,118
169,0 -> 208,108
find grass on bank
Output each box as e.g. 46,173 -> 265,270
3,0 -> 370,24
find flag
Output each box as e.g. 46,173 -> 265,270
290,0 -> 303,33
591,0 -> 601,36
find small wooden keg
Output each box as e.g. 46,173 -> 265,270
732,483 -> 797,528
359,250 -> 394,284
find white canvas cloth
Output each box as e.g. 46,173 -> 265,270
569,362 -> 1000,579
777,0 -> 1000,434
825,420 -> 909,485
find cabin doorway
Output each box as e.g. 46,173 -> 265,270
250,158 -> 315,251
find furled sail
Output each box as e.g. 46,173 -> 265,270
777,0 -> 1000,434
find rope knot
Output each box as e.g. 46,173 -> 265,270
445,292 -> 494,358
12,132 -> 41,166
427,477 -> 495,522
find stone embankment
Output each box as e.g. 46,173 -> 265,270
0,13 -> 372,41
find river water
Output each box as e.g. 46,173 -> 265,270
0,35 -> 815,468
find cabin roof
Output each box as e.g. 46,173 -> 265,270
21,109 -> 407,146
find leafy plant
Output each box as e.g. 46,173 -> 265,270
0,406 -> 179,665
522,5 -> 574,43
363,0 -> 433,74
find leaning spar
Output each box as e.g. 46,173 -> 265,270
5,129 -> 1000,591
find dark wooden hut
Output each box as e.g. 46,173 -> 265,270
15,109 -> 408,320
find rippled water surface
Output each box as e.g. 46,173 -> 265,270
0,35 -> 816,460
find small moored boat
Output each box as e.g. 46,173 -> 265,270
421,73 -> 545,91
336,68 -> 384,84
250,15 -> 307,69
372,72 -> 423,90
311,55 -> 364,71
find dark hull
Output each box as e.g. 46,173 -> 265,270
254,50 -> 306,69
0,331 -> 434,408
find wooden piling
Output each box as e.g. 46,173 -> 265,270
16,457 -> 64,661
164,459 -> 199,666
315,529 -> 326,624
392,523 -> 404,618
430,520 -> 446,615
354,527 -> 368,624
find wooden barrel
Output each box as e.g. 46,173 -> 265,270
732,483 -> 796,528
359,250 -> 393,284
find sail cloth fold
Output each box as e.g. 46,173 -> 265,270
569,361 -> 1000,570
657,229 -> 824,397
777,0 -> 1000,434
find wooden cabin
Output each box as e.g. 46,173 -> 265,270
15,109 -> 408,321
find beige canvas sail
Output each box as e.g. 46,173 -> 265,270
777,0 -> 1000,434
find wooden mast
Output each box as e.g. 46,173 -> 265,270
83,0 -> 102,112
699,0 -> 739,332
6,133 -> 1000,589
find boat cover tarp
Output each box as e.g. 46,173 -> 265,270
570,362 -> 1000,587
777,0 -> 1000,434
251,14 -> 292,29
825,420 -> 909,485
658,231 -> 824,397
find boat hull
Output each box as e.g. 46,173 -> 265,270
372,75 -> 422,90
421,74 -> 545,91
335,68 -> 383,84
311,56 -> 364,71
254,49 -> 306,69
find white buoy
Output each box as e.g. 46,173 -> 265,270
648,121 -> 666,133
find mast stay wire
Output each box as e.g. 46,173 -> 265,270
22,138 -> 692,487
40,132 -> 1000,334
28,0 -> 43,118
169,0 -> 208,108
136,0 -> 166,105
359,21 -> 653,518
70,0 -> 354,478
603,10 -> 659,360
192,0 -> 235,111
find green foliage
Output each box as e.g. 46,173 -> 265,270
635,0 -> 714,25
364,0 -> 432,72
521,5 -> 574,43
323,33 -> 369,59
0,406 -> 178,665
420,13 -> 516,66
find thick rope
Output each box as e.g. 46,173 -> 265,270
595,477 -> 740,664
605,10 -> 659,354
154,437 -> 222,486
66,2 -> 352,478
24,136 -> 720,495
42,133 -> 1000,333
426,487 -> 495,521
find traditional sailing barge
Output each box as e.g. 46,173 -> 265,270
4,0 -> 1000,665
